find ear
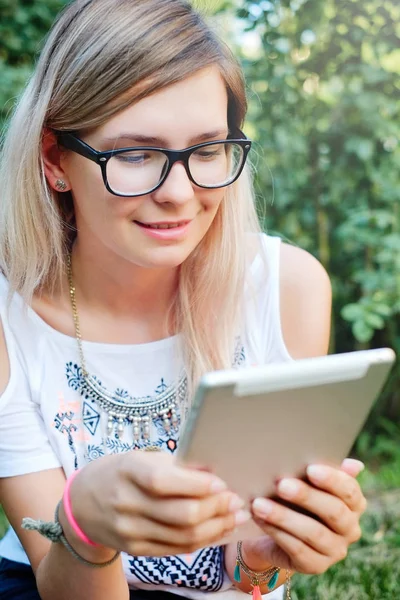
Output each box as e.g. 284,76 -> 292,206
41,128 -> 71,192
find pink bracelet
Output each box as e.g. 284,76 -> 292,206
63,469 -> 98,547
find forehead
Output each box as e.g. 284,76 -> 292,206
96,67 -> 229,144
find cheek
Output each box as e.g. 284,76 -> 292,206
200,189 -> 225,214
63,155 -> 104,200
63,156 -> 132,220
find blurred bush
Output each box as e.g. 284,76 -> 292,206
223,0 -> 400,434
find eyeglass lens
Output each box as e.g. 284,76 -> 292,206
106,143 -> 245,195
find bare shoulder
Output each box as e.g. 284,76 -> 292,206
279,242 -> 332,359
0,318 -> 10,395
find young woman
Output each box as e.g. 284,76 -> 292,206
0,1 -> 366,599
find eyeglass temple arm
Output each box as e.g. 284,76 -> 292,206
55,131 -> 100,163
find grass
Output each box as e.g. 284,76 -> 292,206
292,424 -> 400,599
1,432 -> 399,599
0,507 -> 7,540
292,484 -> 400,599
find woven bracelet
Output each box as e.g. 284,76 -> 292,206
21,501 -> 120,569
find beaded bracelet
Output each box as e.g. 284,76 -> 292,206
21,500 -> 120,568
234,540 -> 292,600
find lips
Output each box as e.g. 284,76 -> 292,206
135,220 -> 191,230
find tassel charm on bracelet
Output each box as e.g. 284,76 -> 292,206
235,541 -> 292,600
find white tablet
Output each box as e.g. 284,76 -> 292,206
178,348 -> 395,540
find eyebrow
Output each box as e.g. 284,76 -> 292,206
100,129 -> 229,147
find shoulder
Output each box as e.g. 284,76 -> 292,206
279,242 -> 332,359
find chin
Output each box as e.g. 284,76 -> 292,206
136,248 -> 195,269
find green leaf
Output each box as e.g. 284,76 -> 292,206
353,320 -> 374,343
371,303 -> 392,318
341,303 -> 363,321
365,313 -> 385,330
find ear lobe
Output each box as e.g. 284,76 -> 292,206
42,128 -> 71,192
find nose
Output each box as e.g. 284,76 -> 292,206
152,162 -> 195,205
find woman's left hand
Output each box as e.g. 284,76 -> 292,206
248,458 -> 367,574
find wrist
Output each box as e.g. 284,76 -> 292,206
241,538 -> 274,571
61,468 -> 117,562
233,540 -> 292,598
58,500 -> 118,563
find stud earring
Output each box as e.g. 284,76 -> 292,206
55,179 -> 67,191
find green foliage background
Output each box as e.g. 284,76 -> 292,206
222,0 -> 400,435
0,1 -> 65,121
0,1 -> 399,598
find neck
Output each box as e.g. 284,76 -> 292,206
70,239 -> 179,323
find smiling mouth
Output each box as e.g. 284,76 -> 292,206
134,220 -> 191,230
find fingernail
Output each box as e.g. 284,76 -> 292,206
210,478 -> 227,493
307,465 -> 328,481
253,498 -> 274,517
229,495 -> 245,512
278,478 -> 299,498
342,458 -> 365,473
235,510 -> 251,525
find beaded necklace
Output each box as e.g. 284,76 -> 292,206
66,254 -> 186,445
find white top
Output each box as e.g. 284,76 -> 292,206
0,234 -> 291,600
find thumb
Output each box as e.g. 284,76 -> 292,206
341,458 -> 365,478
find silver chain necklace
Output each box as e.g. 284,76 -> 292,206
66,254 -> 187,444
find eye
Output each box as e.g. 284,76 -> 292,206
115,152 -> 149,164
193,147 -> 223,159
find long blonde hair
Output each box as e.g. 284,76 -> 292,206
0,0 -> 261,390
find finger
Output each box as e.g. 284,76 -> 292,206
271,478 -> 360,538
306,465 -> 367,512
126,509 -> 249,551
341,458 -> 365,478
252,497 -> 347,557
127,452 -> 227,498
127,535 -> 226,558
254,522 -> 336,575
142,491 -> 245,527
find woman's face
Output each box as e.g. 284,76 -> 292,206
60,67 -> 229,270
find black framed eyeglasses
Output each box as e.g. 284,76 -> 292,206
56,130 -> 252,197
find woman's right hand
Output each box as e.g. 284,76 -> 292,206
68,452 -> 249,557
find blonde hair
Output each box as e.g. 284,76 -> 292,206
0,0 -> 261,390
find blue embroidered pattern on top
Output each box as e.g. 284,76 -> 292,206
128,546 -> 224,591
86,444 -> 104,461
54,409 -> 79,470
82,401 -> 101,435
